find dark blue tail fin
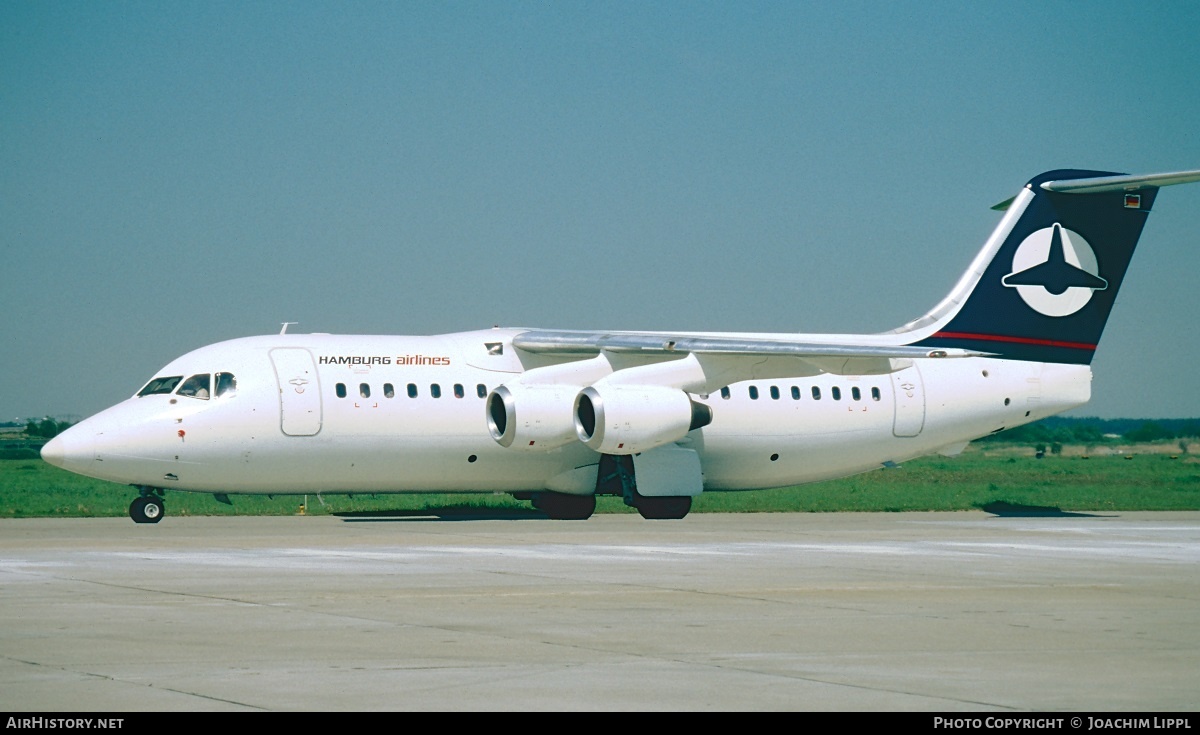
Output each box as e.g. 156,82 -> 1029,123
912,169 -> 1200,364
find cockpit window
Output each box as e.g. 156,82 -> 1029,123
215,372 -> 237,397
138,376 -> 183,396
177,374 -> 212,400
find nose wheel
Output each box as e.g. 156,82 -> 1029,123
129,492 -> 165,524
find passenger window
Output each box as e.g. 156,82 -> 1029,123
872,387 -> 881,401
812,386 -> 821,400
177,374 -> 212,400
791,386 -> 800,400
720,387 -> 731,400
138,376 -> 183,397
431,384 -> 442,398
360,383 -> 370,399
407,383 -> 418,398
770,386 -> 780,400
749,386 -> 759,400
215,373 -> 237,397
336,383 -> 347,398
852,387 -> 861,401
384,383 -> 395,399
832,387 -> 842,401
454,384 -> 465,398
476,384 -> 487,398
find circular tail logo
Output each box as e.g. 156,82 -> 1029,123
1001,223 -> 1108,317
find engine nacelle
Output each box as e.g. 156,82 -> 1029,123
574,385 -> 713,455
486,384 -> 580,451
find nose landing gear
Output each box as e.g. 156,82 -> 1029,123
129,487 -> 165,524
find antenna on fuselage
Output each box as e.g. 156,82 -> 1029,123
280,322 -> 298,335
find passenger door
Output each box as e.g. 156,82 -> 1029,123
270,348 -> 322,436
891,364 -> 926,437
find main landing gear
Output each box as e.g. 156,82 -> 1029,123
528,491 -> 688,520
599,453 -> 694,520
523,453 -> 694,521
531,492 -> 596,520
631,494 -> 692,520
129,487 -> 165,524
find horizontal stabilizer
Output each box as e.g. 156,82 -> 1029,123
1042,169 -> 1200,194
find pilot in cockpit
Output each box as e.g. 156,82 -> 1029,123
176,374 -> 211,400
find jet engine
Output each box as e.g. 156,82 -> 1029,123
574,385 -> 713,455
486,384 -> 580,451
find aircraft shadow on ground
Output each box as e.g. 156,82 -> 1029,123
335,503 -> 1119,521
978,501 -> 1113,518
333,508 -> 550,522
334,503 -> 1122,521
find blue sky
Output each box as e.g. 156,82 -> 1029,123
3,1 -> 1199,421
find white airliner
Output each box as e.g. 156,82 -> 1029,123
41,168 -> 1200,523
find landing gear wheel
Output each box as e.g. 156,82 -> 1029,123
130,496 -> 164,524
532,492 -> 596,520
635,495 -> 692,520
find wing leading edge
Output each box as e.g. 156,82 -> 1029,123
512,330 -> 987,359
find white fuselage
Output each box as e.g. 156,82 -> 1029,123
48,329 -> 1090,497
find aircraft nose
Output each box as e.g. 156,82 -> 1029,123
40,433 -> 68,469
40,428 -> 90,472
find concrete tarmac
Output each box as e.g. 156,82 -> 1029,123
1,511 -> 1198,712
